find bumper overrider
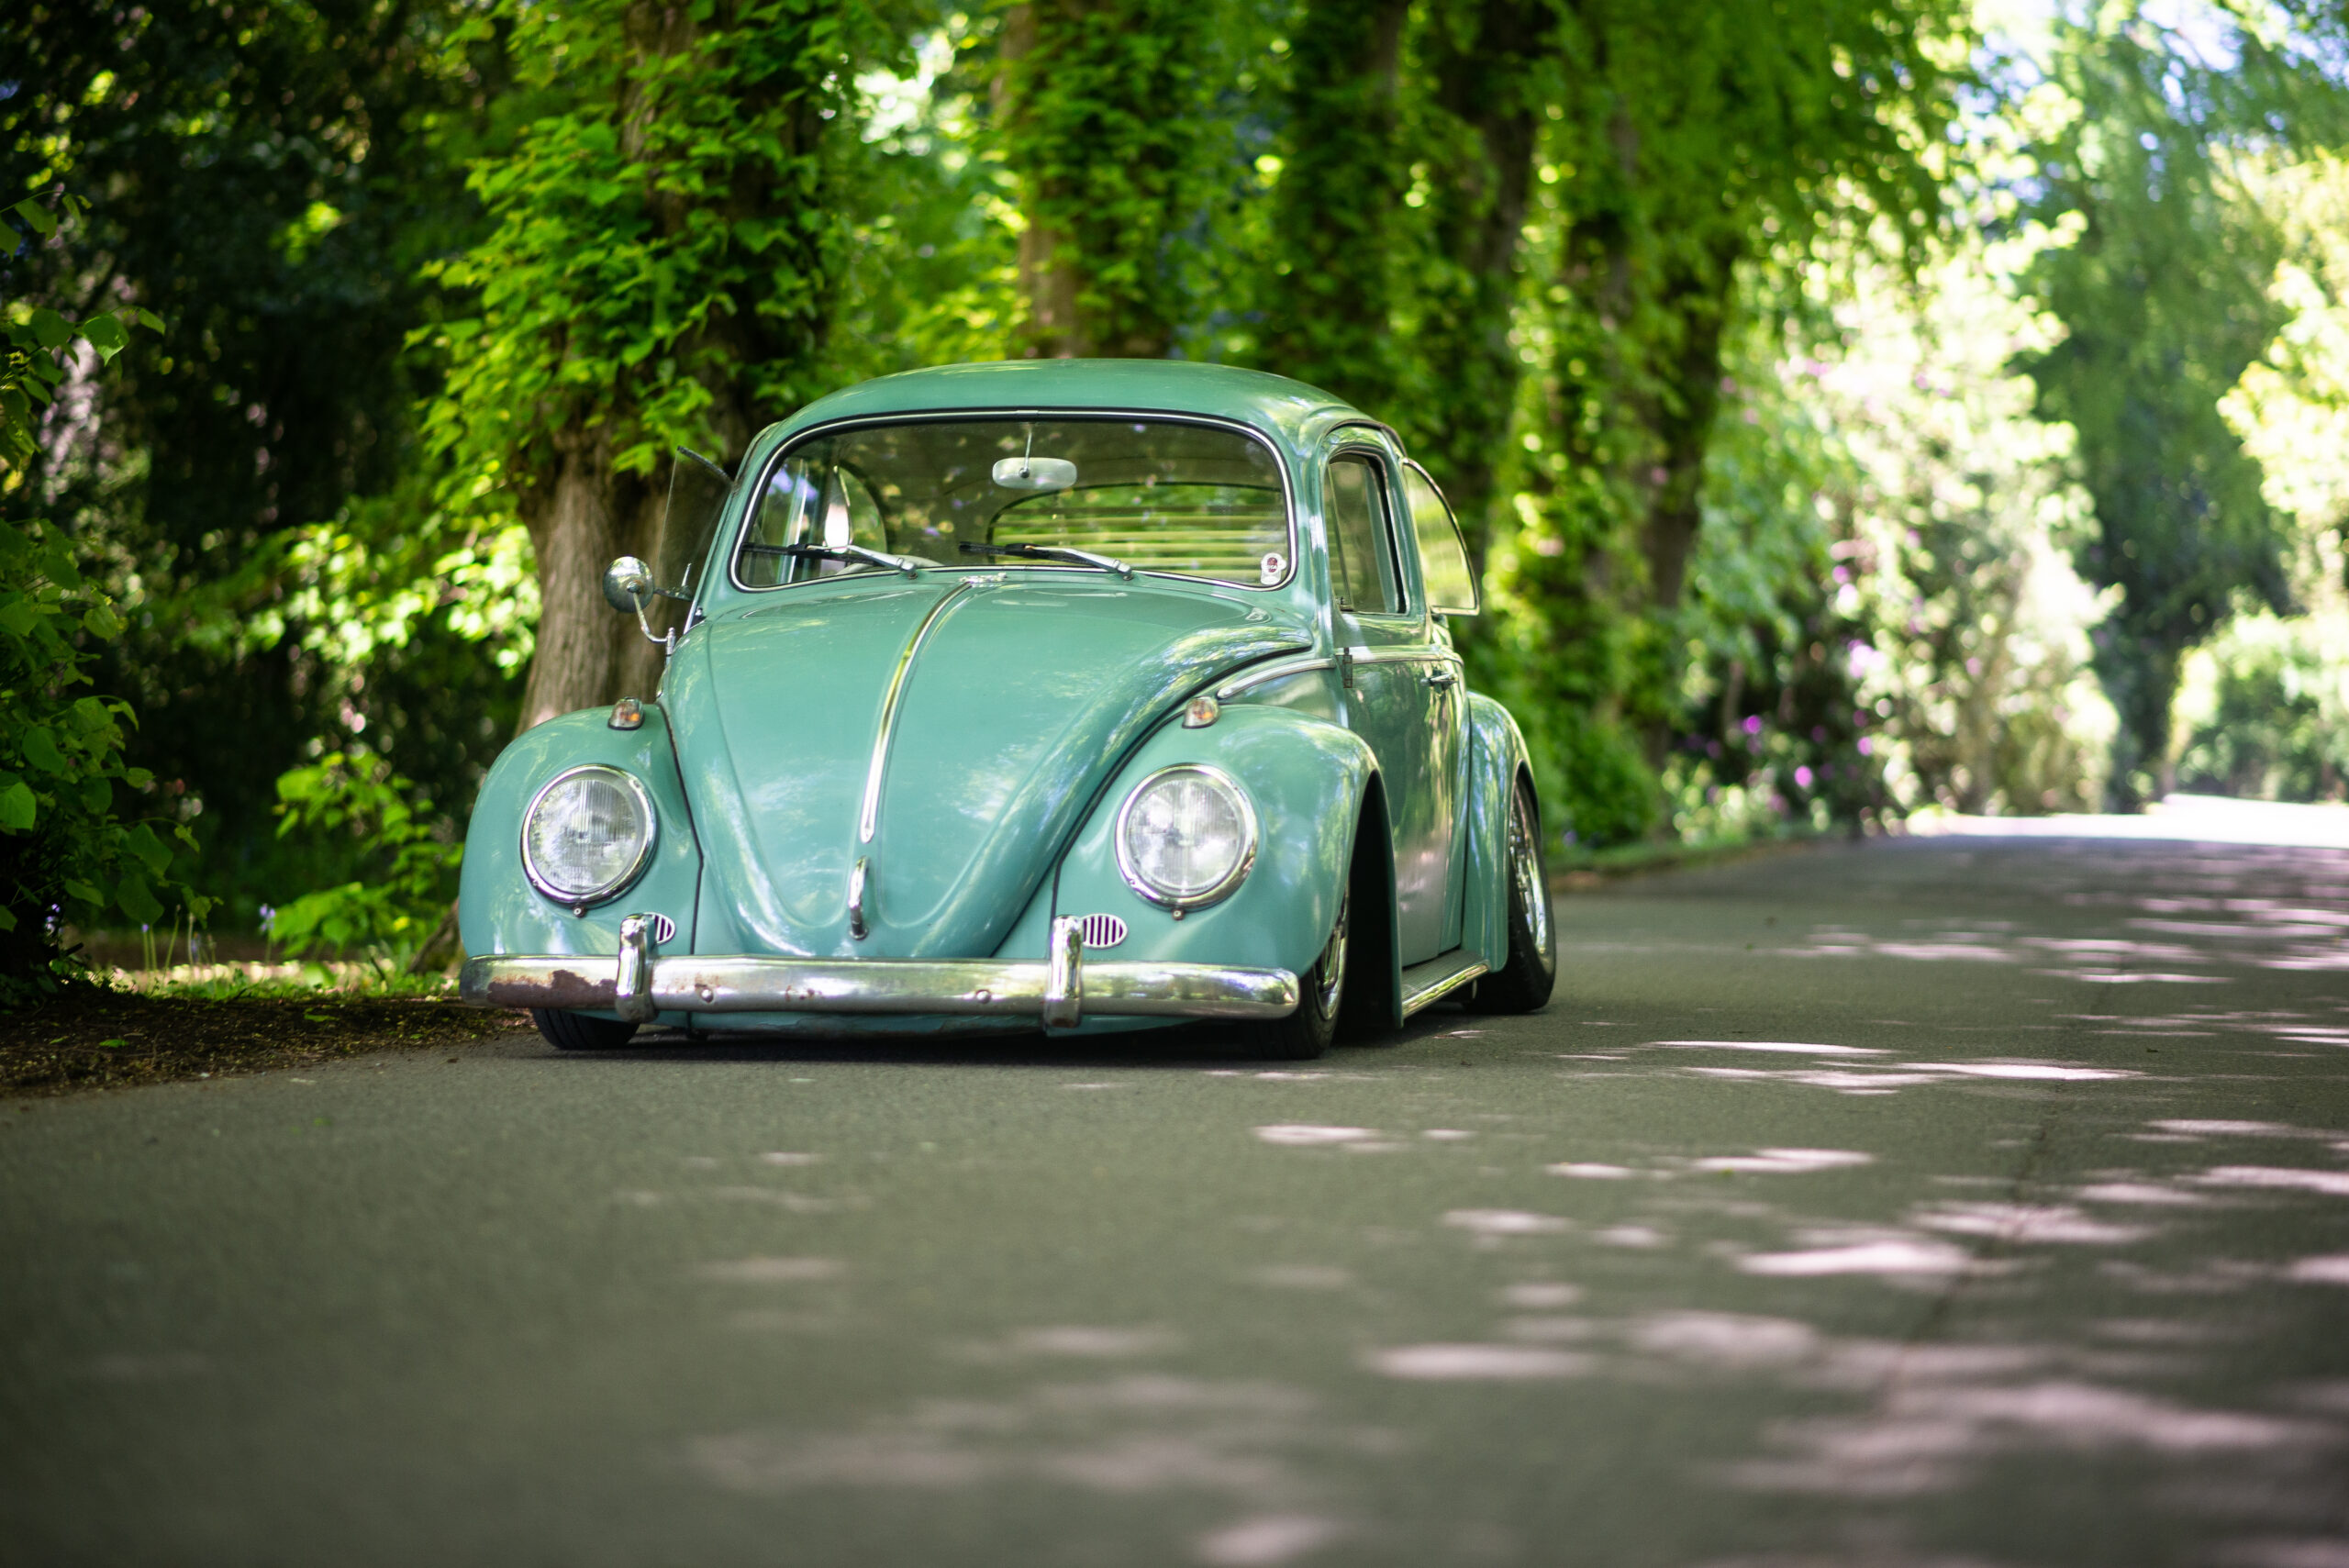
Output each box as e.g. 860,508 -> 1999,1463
460,915 -> 1299,1029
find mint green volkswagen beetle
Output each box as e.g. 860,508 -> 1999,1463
457,361 -> 1553,1058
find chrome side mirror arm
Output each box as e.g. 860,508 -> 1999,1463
603,555 -> 693,654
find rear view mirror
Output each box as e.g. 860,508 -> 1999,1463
602,556 -> 655,613
993,455 -> 1077,492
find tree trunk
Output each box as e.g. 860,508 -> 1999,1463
516,430 -> 626,731
997,0 -> 1198,361
2098,634 -> 2183,812
1632,248 -> 1738,613
1001,5 -> 1085,358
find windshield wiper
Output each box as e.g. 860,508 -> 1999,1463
748,540 -> 926,578
959,540 -> 1134,580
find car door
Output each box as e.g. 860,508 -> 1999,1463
1324,440 -> 1461,963
1397,462 -> 1477,952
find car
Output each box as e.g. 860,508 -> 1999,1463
456,360 -> 1554,1058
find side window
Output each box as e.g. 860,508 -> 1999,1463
1402,464 -> 1480,616
1324,453 -> 1401,615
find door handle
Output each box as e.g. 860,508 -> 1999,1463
1422,667 -> 1458,690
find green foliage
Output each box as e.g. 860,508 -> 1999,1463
1,195 -> 207,993
2175,610 -> 2349,803
1818,235 -> 2113,817
1460,0 -> 1966,845
1,197 -> 164,469
1664,337 -> 1886,840
268,751 -> 462,966
839,23 -> 1029,373
1,0 -> 525,916
2016,6 -> 2349,808
1254,0 -> 1412,408
0,517 -> 206,955
425,0 -> 904,491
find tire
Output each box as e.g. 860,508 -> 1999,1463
1245,888 -> 1348,1061
1466,775 -> 1556,1014
532,1008 -> 640,1051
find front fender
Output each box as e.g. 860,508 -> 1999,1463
457,706 -> 705,962
1025,705 -> 1379,985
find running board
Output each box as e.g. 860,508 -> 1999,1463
1399,951 -> 1488,1018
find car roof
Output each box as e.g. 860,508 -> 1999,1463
770,360 -> 1375,456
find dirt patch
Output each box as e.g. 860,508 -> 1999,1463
0,987 -> 531,1097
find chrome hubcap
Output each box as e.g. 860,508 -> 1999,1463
1510,788 -> 1551,961
1315,889 -> 1349,1017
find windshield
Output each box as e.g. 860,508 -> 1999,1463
732,417 -> 1290,590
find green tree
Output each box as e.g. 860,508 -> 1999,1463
2017,9 -> 2345,808
1253,0 -> 1414,408
994,0 -> 1239,358
422,0 -> 907,729
1486,0 -> 1965,840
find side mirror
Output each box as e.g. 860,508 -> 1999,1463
603,556 -> 654,614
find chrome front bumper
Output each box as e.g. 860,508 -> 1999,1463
459,916 -> 1298,1029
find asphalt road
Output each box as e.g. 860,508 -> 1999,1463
6,834 -> 2349,1568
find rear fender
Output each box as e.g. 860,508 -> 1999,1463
1461,693 -> 1534,973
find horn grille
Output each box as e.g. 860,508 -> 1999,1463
1076,914 -> 1127,949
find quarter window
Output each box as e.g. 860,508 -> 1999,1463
1401,464 -> 1480,616
1325,453 -> 1400,615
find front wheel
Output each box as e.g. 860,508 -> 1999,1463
532,1008 -> 640,1051
1245,890 -> 1347,1061
1466,777 -> 1555,1014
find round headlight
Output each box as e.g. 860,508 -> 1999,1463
521,765 -> 657,906
1115,764 -> 1257,910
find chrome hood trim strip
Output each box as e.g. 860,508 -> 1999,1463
860,579 -> 975,844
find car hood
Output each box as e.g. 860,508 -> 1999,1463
662,577 -> 1312,958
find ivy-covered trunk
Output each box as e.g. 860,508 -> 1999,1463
1252,0 -> 1411,409
996,0 -> 1219,359
1412,0 -> 1546,565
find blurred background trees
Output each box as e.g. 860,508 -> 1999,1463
6,0 -> 2349,960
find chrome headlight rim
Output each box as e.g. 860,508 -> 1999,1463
1113,762 -> 1259,913
519,764 -> 659,911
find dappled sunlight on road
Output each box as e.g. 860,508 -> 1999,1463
10,834 -> 2349,1566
